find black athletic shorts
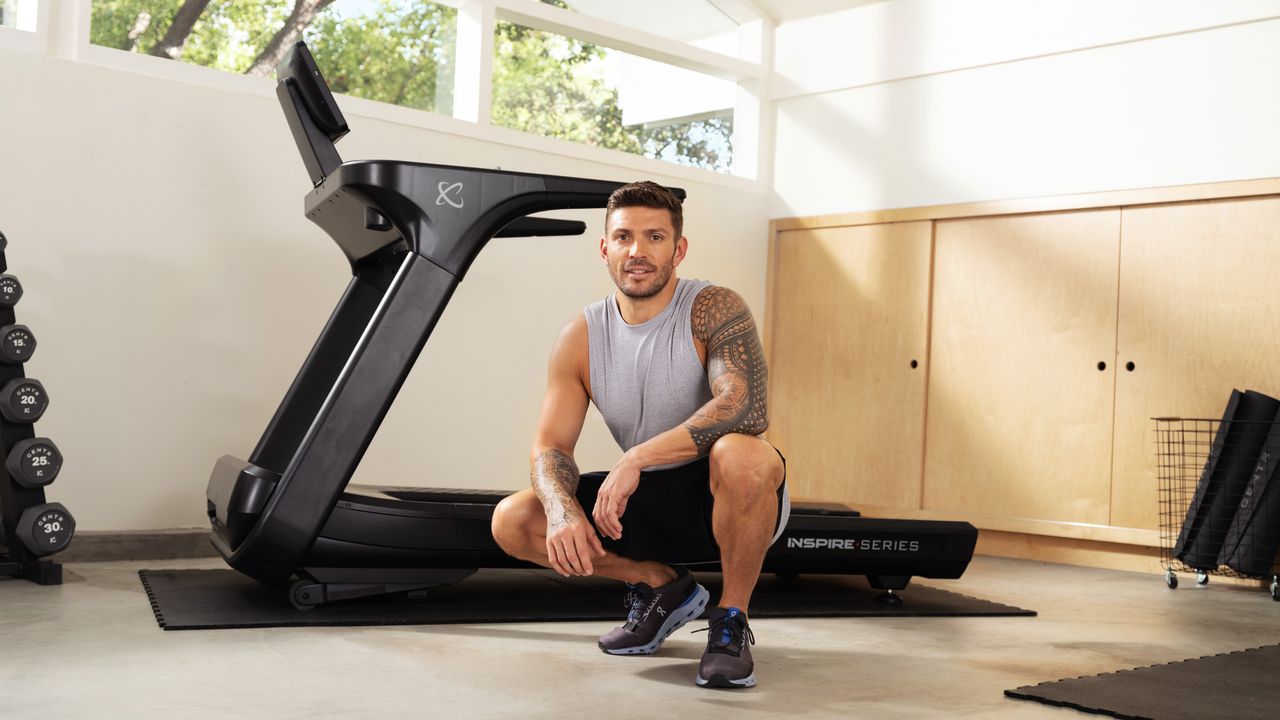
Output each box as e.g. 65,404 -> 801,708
574,449 -> 789,565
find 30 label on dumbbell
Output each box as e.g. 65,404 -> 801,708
0,274 -> 22,308
0,324 -> 36,363
16,502 -> 75,556
0,378 -> 48,423
6,437 -> 62,488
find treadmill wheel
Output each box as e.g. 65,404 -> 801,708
289,579 -> 322,611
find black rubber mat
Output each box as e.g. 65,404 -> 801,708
1006,644 -> 1280,720
138,568 -> 1033,630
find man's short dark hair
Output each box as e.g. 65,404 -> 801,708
605,180 -> 684,239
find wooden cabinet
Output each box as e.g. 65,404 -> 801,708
767,222 -> 932,509
767,180 -> 1280,558
1111,196 -> 1280,530
925,211 -> 1121,525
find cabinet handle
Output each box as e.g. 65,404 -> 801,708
910,359 -> 919,369
1126,361 -> 1136,372
1097,361 -> 1107,371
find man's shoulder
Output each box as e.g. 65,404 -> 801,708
689,284 -> 752,334
556,313 -> 589,347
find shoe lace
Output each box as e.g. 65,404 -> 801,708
692,612 -> 755,654
621,587 -> 656,630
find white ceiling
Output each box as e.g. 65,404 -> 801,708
560,0 -> 888,42
743,0 -> 888,24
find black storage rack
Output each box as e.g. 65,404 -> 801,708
1156,416 -> 1280,600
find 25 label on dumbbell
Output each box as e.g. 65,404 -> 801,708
6,437 -> 62,487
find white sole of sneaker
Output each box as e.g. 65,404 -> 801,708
696,672 -> 756,689
601,583 -> 711,656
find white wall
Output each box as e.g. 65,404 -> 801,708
771,0 -> 1280,218
0,50 -> 769,530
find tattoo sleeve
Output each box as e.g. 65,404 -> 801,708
531,448 -> 583,530
684,286 -> 769,454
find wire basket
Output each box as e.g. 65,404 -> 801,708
1155,417 -> 1280,600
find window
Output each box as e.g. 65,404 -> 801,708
76,1 -> 765,180
492,22 -> 735,173
88,0 -> 457,114
0,0 -> 38,31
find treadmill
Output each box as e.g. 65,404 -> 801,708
206,41 -> 977,610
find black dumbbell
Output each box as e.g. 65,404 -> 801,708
0,378 -> 48,423
6,438 -> 62,488
0,324 -> 35,364
15,502 -> 75,556
0,231 -> 7,253
0,275 -> 21,308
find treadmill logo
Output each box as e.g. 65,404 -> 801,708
436,181 -> 465,209
787,537 -> 921,552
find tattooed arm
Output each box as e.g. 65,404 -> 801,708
530,315 -> 605,575
685,285 -> 770,449
591,286 -> 769,539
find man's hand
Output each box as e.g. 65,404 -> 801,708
546,506 -> 605,577
593,453 -> 643,540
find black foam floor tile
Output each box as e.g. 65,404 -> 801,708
1006,644 -> 1280,720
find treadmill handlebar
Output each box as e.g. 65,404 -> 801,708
306,161 -> 684,278
278,41 -> 686,276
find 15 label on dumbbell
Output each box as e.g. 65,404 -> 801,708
0,324 -> 35,363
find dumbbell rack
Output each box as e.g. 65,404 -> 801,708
0,231 -> 70,585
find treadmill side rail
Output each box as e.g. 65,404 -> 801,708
218,253 -> 460,584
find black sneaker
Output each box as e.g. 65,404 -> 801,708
694,606 -> 756,688
597,568 -> 710,656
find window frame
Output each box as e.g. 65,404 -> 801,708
45,0 -> 774,187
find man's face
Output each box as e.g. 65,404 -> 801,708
600,206 -> 687,299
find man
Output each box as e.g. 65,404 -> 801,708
491,181 -> 788,689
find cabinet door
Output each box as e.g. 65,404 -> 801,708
925,210 -> 1120,524
768,222 -> 932,508
1112,196 -> 1280,531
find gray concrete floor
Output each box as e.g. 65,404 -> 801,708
1,556 -> 1278,719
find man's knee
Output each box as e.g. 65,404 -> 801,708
708,433 -> 784,500
491,490 -> 544,556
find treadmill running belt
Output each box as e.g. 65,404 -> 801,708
1005,644 -> 1280,720
139,568 -> 1034,630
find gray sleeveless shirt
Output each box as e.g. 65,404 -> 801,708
585,278 -> 714,470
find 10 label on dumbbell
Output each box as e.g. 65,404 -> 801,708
0,274 -> 22,307
0,324 -> 35,363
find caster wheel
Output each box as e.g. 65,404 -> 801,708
1270,576 -> 1278,602
1196,570 -> 1209,586
289,579 -> 321,611
1165,570 -> 1178,589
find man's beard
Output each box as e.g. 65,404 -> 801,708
612,260 -> 674,299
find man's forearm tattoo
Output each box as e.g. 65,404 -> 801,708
531,448 -> 583,530
684,286 -> 769,454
